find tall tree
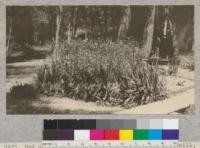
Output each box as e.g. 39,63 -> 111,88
104,7 -> 108,38
45,6 -> 57,42
6,7 -> 13,57
72,7 -> 79,38
53,6 -> 63,59
142,6 -> 156,57
172,6 -> 194,52
118,6 -> 131,39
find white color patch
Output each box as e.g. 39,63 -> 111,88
74,130 -> 90,140
163,119 -> 179,129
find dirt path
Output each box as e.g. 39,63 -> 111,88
31,97 -> 122,114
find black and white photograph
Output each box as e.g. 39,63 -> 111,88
6,5 -> 195,114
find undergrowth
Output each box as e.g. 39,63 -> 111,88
9,83 -> 38,100
35,40 -> 167,108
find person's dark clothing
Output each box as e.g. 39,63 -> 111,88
159,19 -> 174,58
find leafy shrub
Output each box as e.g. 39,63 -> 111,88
36,40 -> 167,108
9,83 -> 38,100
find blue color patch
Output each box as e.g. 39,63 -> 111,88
148,130 -> 162,140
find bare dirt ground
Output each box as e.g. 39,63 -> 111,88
6,58 -> 195,114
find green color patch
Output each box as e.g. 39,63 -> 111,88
134,130 -> 149,140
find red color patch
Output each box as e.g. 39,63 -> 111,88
104,130 -> 119,140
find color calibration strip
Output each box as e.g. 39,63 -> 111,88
43,119 -> 179,141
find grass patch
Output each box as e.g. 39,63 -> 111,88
8,83 -> 38,100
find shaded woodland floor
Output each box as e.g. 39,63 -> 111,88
6,54 -> 195,114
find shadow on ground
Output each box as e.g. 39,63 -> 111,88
6,93 -> 113,114
6,45 -> 47,63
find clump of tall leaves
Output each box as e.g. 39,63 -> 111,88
9,83 -> 38,100
36,40 -> 167,108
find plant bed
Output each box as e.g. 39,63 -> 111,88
35,40 -> 167,108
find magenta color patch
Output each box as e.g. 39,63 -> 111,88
90,130 -> 104,140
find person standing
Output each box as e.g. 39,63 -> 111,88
159,8 -> 174,59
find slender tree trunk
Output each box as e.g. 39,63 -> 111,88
90,7 -> 95,39
118,6 -> 131,39
67,22 -> 72,44
53,6 -> 63,59
104,7 -> 108,38
72,7 -> 79,38
142,6 -> 156,58
7,18 -> 12,57
112,7 -> 120,40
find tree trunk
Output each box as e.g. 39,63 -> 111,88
72,7 -> 79,38
6,17 -> 12,57
118,6 -> 131,39
53,6 -> 63,59
67,22 -> 72,44
142,6 -> 156,58
104,7 -> 108,38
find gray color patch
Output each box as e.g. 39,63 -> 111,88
122,120 -> 137,129
136,119 -> 150,129
96,120 -> 111,129
149,119 -> 163,129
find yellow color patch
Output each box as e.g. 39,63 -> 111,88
119,130 -> 134,140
